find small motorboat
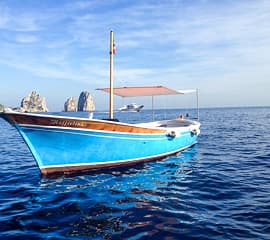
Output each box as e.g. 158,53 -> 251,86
118,103 -> 144,112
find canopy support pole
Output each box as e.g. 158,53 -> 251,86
152,95 -> 154,121
109,31 -> 114,119
196,88 -> 199,121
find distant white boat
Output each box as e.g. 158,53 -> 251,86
119,103 -> 144,112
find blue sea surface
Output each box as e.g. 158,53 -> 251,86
0,107 -> 269,239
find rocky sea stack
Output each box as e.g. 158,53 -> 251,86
78,91 -> 95,111
14,91 -> 48,112
64,97 -> 77,112
64,91 -> 95,112
9,90 -> 94,113
0,103 -> 4,112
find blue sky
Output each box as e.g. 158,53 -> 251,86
0,0 -> 269,111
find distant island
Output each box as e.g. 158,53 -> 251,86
64,91 -> 95,112
12,91 -> 48,112
5,90 -> 95,113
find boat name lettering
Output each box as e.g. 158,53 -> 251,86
51,119 -> 85,127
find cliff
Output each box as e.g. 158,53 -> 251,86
64,97 -> 77,112
14,91 -> 48,112
77,91 -> 95,111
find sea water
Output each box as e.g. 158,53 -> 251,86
0,107 -> 269,239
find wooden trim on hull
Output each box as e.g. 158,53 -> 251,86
40,144 -> 196,176
1,112 -> 165,134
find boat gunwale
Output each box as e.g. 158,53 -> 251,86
1,111 -> 200,135
1,112 -> 167,134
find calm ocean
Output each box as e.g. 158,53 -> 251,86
0,107 -> 269,239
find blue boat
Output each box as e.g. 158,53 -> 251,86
0,31 -> 200,176
0,110 -> 200,175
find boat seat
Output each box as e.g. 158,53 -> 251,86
102,118 -> 120,122
157,119 -> 192,128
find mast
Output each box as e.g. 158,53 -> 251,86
109,31 -> 114,119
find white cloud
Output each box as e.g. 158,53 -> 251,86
15,34 -> 38,43
0,5 -> 9,28
0,8 -> 41,32
0,0 -> 270,109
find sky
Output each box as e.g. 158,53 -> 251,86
0,0 -> 269,111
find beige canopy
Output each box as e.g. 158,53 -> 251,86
97,85 -> 199,120
96,86 -> 195,97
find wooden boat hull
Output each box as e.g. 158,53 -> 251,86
1,112 -> 200,175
